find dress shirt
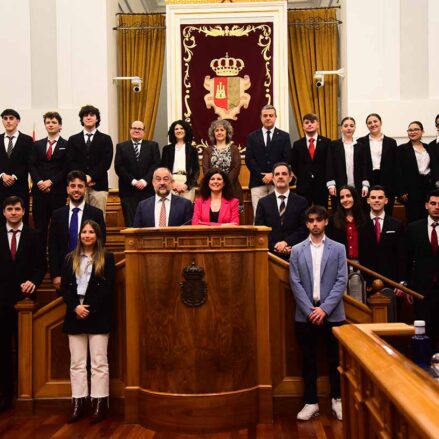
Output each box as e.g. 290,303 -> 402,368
46,136 -> 60,154
428,216 -> 439,243
306,134 -> 318,149
75,253 -> 93,296
83,129 -> 97,143
3,130 -> 18,153
343,140 -> 355,186
413,147 -> 430,176
274,189 -> 290,210
68,201 -> 85,230
262,127 -> 275,146
370,211 -> 385,226
369,135 -> 383,170
154,193 -> 172,227
309,235 -> 325,301
173,144 -> 186,174
6,222 -> 23,249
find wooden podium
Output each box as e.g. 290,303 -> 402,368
121,226 -> 273,433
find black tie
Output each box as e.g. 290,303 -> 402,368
266,130 -> 271,147
279,195 -> 286,226
6,136 -> 13,157
85,133 -> 93,153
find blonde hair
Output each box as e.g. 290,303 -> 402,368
69,220 -> 106,278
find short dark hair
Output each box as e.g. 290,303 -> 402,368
366,113 -> 382,124
3,195 -> 25,210
435,114 -> 439,125
78,105 -> 101,128
427,189 -> 439,202
368,185 -> 386,197
305,205 -> 328,221
43,111 -> 62,124
408,120 -> 424,131
303,113 -> 319,123
199,167 -> 234,200
67,170 -> 87,184
272,162 -> 293,175
1,109 -> 20,120
168,120 -> 193,145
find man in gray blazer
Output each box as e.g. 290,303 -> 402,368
289,205 -> 347,422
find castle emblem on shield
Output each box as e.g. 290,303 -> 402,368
204,53 -> 251,120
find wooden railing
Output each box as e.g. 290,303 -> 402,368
334,323 -> 439,439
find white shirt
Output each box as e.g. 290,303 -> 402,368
413,146 -> 430,176
306,134 -> 318,150
369,135 -> 383,170
262,127 -> 275,146
154,193 -> 172,226
343,140 -> 355,186
6,222 -> 23,250
83,129 -> 96,143
309,235 -> 325,301
68,201 -> 85,230
370,211 -> 385,230
428,216 -> 439,243
75,253 -> 93,296
274,189 -> 290,210
46,136 -> 60,154
3,130 -> 18,154
173,144 -> 186,174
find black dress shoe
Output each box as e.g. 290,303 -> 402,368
67,397 -> 86,423
0,397 -> 12,413
90,397 -> 108,424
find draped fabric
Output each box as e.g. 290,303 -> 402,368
117,14 -> 165,141
288,9 -> 339,139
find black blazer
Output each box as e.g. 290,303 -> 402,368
291,135 -> 331,197
0,225 -> 46,308
396,141 -> 439,197
428,139 -> 439,167
29,137 -> 69,195
161,143 -> 200,190
359,215 -> 406,284
245,128 -> 291,188
0,132 -> 33,198
114,139 -> 160,198
48,204 -> 106,278
406,218 -> 439,296
357,135 -> 398,194
326,139 -> 369,192
61,251 -> 115,334
254,191 -> 308,251
66,130 -> 113,191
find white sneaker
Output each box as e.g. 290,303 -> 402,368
297,403 -> 319,420
331,398 -> 343,420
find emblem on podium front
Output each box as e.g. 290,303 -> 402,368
204,53 -> 251,120
180,260 -> 207,307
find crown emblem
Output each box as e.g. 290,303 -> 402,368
210,53 -> 244,77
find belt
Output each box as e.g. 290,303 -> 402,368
313,300 -> 321,307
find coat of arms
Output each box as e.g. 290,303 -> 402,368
204,53 -> 251,120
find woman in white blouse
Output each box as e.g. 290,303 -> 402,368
397,121 -> 439,223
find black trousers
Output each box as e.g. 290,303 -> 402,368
414,288 -> 439,351
0,306 -> 17,399
295,320 -> 343,404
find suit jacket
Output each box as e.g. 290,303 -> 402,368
29,136 -> 69,195
133,194 -> 194,227
0,132 -> 33,198
66,130 -> 113,191
326,139 -> 369,192
61,251 -> 115,334
161,143 -> 200,190
245,128 -> 292,188
0,225 -> 46,309
359,215 -> 406,284
48,203 -> 106,278
192,197 -> 240,225
406,218 -> 439,296
357,135 -> 398,194
289,236 -> 347,322
428,139 -> 439,167
291,135 -> 331,200
115,139 -> 160,199
254,191 -> 308,251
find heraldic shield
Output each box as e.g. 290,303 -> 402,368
204,53 -> 251,120
180,260 -> 208,307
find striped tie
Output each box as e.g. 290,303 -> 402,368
6,136 -> 14,157
279,195 -> 286,226
134,142 -> 140,161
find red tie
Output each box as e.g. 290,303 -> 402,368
46,140 -> 56,160
308,138 -> 315,160
10,229 -> 19,261
432,222 -> 438,254
374,217 -> 381,244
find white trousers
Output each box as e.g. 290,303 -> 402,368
68,333 -> 110,398
251,184 -> 275,216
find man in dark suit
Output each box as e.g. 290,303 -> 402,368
0,196 -> 46,412
245,105 -> 292,215
428,113 -> 439,174
0,109 -> 33,224
359,186 -> 407,292
291,113 -> 331,208
115,120 -> 160,226
133,167 -> 193,227
30,112 -> 69,245
254,162 -> 308,259
406,189 -> 439,349
66,105 -> 113,215
48,170 -> 106,291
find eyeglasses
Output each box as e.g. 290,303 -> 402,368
153,177 -> 171,182
131,127 -> 144,131
407,128 -> 421,133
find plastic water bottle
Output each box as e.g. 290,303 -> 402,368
411,320 -> 430,368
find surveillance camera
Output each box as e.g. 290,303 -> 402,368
314,74 -> 324,88
131,78 -> 142,93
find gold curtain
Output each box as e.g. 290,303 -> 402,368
117,14 -> 165,141
288,9 -> 339,139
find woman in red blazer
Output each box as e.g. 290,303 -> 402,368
192,168 -> 240,225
